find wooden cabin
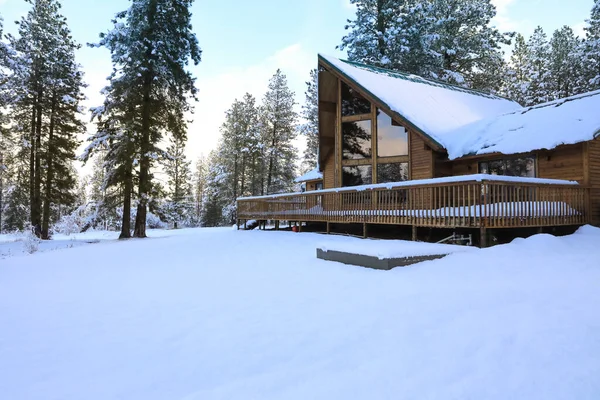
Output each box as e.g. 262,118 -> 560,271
238,55 -> 600,246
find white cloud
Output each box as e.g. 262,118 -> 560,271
572,21 -> 587,38
186,43 -> 315,163
491,0 -> 520,31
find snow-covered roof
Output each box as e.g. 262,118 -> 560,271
295,168 -> 323,183
444,90 -> 600,159
319,54 -> 522,149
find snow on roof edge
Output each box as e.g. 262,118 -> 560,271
294,168 -> 323,183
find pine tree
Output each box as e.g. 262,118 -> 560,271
503,33 -> 529,105
548,26 -> 585,100
193,155 -> 208,225
424,0 -> 510,91
163,135 -> 193,228
300,69 -> 319,172
261,70 -> 298,195
6,0 -> 85,238
584,0 -> 600,90
91,0 -> 201,238
0,15 -> 8,231
523,27 -> 552,106
83,102 -> 137,238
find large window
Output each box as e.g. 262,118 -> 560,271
341,82 -> 371,116
479,156 -> 536,177
377,162 -> 409,183
342,120 -> 372,159
342,165 -> 372,187
377,110 -> 408,157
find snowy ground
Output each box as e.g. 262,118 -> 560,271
1,226 -> 599,399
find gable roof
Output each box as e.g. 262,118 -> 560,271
319,54 -> 521,150
444,90 -> 600,159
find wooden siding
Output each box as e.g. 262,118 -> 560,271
323,152 -> 336,189
538,143 -> 585,183
410,131 -> 433,180
589,139 -> 600,226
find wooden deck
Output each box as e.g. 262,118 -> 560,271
237,176 -> 590,244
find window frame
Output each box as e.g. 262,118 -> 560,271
478,155 -> 537,178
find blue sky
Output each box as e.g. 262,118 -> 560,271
0,0 -> 596,163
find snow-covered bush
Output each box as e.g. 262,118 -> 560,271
53,209 -> 84,236
22,229 -> 40,254
146,211 -> 167,229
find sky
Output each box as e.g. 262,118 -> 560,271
0,0 -> 597,173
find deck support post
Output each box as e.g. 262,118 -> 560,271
480,227 -> 488,248
244,220 -> 247,230
275,221 -> 279,231
288,221 -> 292,229
412,226 -> 418,242
363,223 -> 368,239
326,222 -> 331,234
298,222 -> 303,233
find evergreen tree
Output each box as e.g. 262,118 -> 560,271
523,27 -> 552,106
92,0 -> 201,238
193,155 -> 208,225
548,26 -> 585,100
423,0 -> 510,91
163,135 -> 193,228
0,15 -> 8,231
584,0 -> 600,90
503,33 -> 529,105
261,70 -> 298,195
6,0 -> 85,238
300,69 -> 319,172
339,0 -> 426,72
340,0 -> 510,91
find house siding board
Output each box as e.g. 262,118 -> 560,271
537,143 -> 585,183
410,131 -> 433,180
589,139 -> 600,226
323,153 -> 336,189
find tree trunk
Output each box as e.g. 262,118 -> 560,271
41,93 -> 57,239
120,164 -> 133,239
29,97 -> 37,231
31,87 -> 43,236
133,0 -> 158,238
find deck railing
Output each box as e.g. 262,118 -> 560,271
237,175 -> 590,229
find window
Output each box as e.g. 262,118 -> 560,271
342,165 -> 372,187
377,110 -> 408,157
377,162 -> 409,183
315,182 -> 323,191
479,156 -> 535,177
342,120 -> 372,159
341,82 -> 371,116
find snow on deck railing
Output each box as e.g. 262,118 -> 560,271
237,174 -> 579,201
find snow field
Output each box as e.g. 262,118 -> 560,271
0,226 -> 599,399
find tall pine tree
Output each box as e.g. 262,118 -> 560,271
91,0 -> 201,238
584,0 -> 600,90
548,26 -> 585,100
340,0 -> 511,92
6,0 -> 84,238
503,33 -> 529,105
262,70 -> 298,195
163,135 -> 193,228
523,27 -> 552,106
300,69 -> 319,172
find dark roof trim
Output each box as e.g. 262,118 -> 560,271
318,55 -> 445,152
